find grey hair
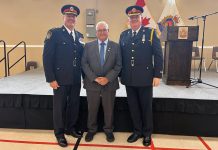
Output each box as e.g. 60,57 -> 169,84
96,21 -> 109,30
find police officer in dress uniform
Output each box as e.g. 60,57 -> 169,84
43,4 -> 84,147
119,5 -> 163,146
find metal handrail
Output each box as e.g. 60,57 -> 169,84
0,40 -> 7,77
7,41 -> 27,76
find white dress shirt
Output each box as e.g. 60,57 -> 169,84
64,25 -> 75,41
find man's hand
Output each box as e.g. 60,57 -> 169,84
153,78 -> 161,87
50,81 -> 60,89
95,77 -> 109,86
95,77 -> 101,84
99,77 -> 109,86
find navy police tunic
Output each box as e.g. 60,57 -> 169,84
119,26 -> 163,87
43,26 -> 84,85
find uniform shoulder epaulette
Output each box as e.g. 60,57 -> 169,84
127,29 -> 132,33
76,31 -> 84,38
147,27 -> 153,30
49,27 -> 59,32
121,29 -> 131,36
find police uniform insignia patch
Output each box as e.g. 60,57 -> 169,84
46,31 -> 52,40
79,38 -> 85,45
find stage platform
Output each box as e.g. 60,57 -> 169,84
0,68 -> 218,137
0,68 -> 217,100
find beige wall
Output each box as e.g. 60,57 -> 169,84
0,0 -> 218,77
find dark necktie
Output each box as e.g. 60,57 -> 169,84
100,42 -> 105,66
133,31 -> 137,38
70,31 -> 75,42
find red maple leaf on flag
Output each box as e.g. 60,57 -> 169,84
142,17 -> 150,26
136,0 -> 145,6
136,0 -> 150,26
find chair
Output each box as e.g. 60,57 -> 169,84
192,47 -> 207,72
208,46 -> 218,72
26,61 -> 37,71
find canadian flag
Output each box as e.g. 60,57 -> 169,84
136,0 -> 157,29
158,0 -> 184,32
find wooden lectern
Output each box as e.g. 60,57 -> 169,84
160,26 -> 199,86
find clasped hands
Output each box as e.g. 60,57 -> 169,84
95,77 -> 109,86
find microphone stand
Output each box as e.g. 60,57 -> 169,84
189,16 -> 199,80
187,11 -> 218,88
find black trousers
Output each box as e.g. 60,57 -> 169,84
53,84 -> 81,137
126,86 -> 153,137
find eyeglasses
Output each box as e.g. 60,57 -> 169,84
97,29 -> 108,33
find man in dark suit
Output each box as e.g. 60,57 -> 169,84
82,21 -> 122,143
43,4 -> 84,147
119,5 -> 163,147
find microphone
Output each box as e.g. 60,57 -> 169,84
188,16 -> 197,20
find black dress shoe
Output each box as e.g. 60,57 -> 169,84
65,130 -> 82,135
66,130 -> 82,138
143,136 -> 151,146
85,132 -> 95,142
127,133 -> 142,143
105,132 -> 115,142
56,136 -> 68,147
